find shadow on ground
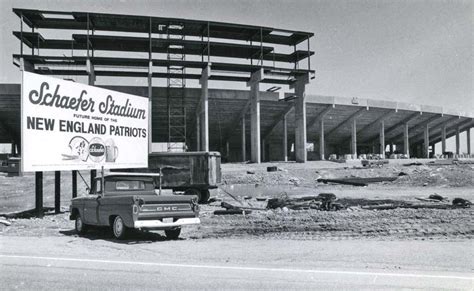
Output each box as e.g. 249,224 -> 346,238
59,228 -> 182,244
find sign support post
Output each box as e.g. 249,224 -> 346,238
54,171 -> 61,213
35,172 -> 43,218
72,170 -> 77,198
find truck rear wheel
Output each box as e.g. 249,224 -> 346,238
165,227 -> 181,240
112,216 -> 128,240
200,190 -> 210,203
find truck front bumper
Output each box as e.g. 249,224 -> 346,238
134,217 -> 200,229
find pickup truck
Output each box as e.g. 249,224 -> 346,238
69,173 -> 200,239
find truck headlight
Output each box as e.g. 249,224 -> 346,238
133,204 -> 139,214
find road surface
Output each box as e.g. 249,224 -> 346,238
0,235 -> 472,290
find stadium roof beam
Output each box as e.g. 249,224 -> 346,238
262,105 -> 294,139
13,8 -> 313,46
362,111 -> 421,144
412,118 -> 473,145
388,114 -> 442,144
325,107 -> 369,139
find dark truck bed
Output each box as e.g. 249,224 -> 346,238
115,151 -> 221,203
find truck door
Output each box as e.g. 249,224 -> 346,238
83,179 -> 100,224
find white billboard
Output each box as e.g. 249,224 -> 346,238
21,72 -> 149,172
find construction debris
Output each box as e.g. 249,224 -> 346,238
403,161 -> 423,166
317,177 -> 398,186
427,159 -> 457,166
452,198 -> 472,207
267,193 -> 343,211
289,177 -> 300,186
428,193 -> 445,201
361,159 -> 389,168
0,218 -> 11,226
256,197 -> 269,202
214,209 -> 250,215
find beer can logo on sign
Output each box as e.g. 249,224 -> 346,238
88,137 -> 105,162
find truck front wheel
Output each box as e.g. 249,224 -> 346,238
165,227 -> 181,240
75,214 -> 88,234
112,216 -> 128,240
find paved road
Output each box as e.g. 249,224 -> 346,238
0,236 -> 472,290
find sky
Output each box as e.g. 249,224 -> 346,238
0,0 -> 472,113
0,0 -> 472,152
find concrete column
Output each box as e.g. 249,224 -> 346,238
283,115 -> 288,162
226,141 -> 230,159
431,143 -> 435,156
247,69 -> 263,163
147,60 -> 153,153
467,128 -> 471,155
351,118 -> 357,158
261,139 -> 266,162
196,114 -> 201,151
403,123 -> 409,157
455,127 -> 460,155
319,119 -> 325,160
379,120 -> 385,156
389,144 -> 393,154
292,75 -> 309,163
441,124 -> 447,154
199,65 -> 210,152
424,124 -> 429,158
241,117 -> 246,161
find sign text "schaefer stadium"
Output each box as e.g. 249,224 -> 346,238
28,82 -> 146,120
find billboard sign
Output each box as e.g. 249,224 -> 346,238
21,72 -> 149,172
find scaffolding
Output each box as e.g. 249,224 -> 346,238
166,22 -> 187,152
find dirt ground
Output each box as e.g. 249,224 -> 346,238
0,158 -> 473,241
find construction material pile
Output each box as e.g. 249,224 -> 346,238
211,190 -> 471,215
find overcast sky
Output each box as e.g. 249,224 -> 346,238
0,0 -> 472,115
